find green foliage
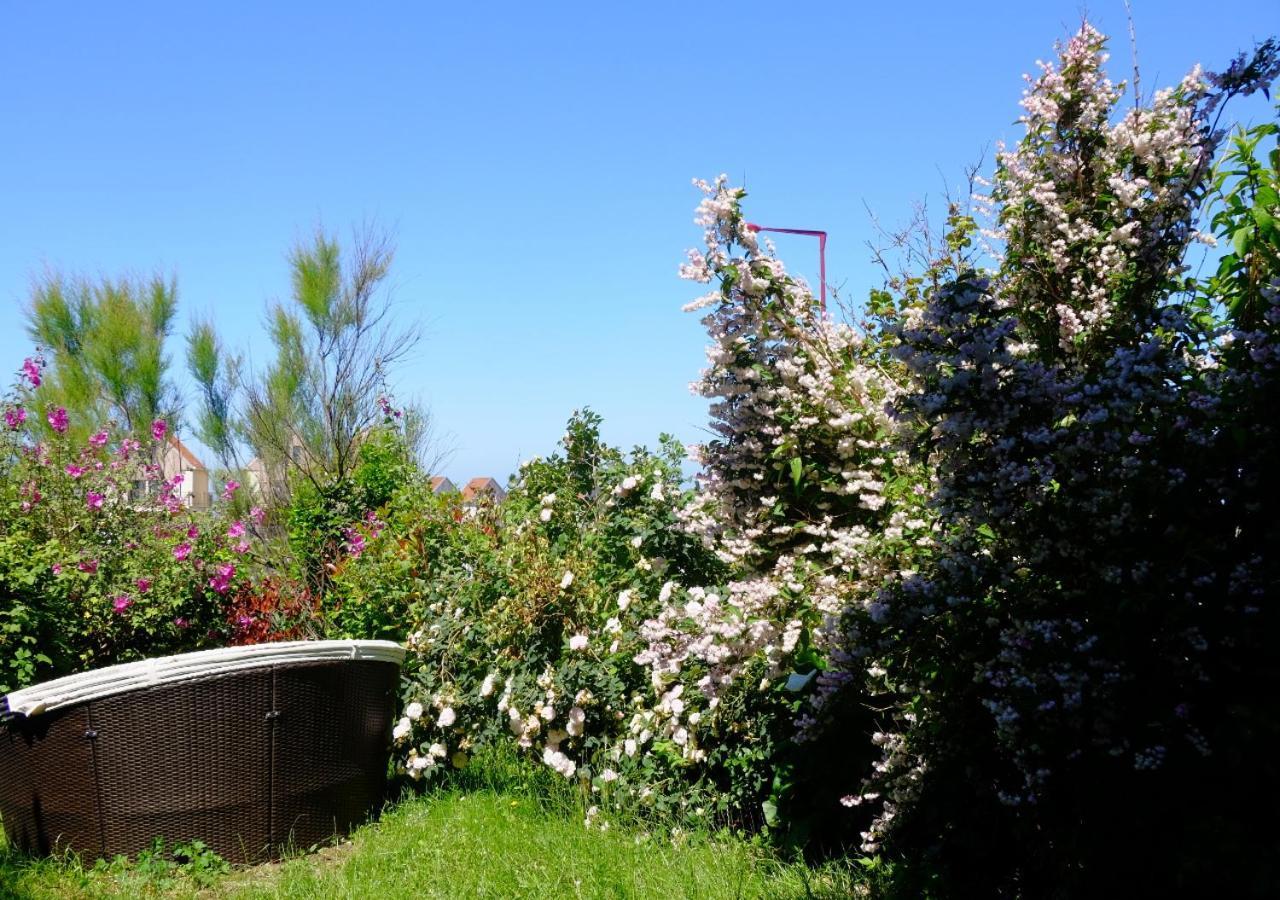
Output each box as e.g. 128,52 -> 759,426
285,425 -> 420,595
26,273 -> 178,442
187,226 -> 424,501
1205,117 -> 1280,328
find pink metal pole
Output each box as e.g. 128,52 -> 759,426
745,223 -> 828,312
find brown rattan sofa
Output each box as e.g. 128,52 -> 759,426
0,640 -> 404,863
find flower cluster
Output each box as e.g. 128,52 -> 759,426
0,361 -> 260,690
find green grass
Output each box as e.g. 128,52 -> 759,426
0,789 -> 861,899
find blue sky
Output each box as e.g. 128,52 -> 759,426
1,1 -> 1275,483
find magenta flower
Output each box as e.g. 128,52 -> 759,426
173,542 -> 192,561
112,594 -> 133,614
250,506 -> 265,526
47,407 -> 69,433
136,577 -> 152,593
222,479 -> 239,500
174,616 -> 189,629
21,357 -> 42,387
227,520 -> 246,539
208,562 -> 236,594
89,430 -> 109,448
235,614 -> 253,630
4,407 -> 25,429
151,418 -> 167,441
344,527 -> 367,557
78,558 -> 99,574
51,563 -> 63,575
65,463 -> 86,478
187,524 -> 199,539
86,491 -> 104,510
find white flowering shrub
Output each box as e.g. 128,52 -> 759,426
335,410 -> 742,821
821,26 -> 1280,896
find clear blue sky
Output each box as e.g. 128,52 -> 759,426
1,1 -> 1275,483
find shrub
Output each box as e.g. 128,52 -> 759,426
0,357 -> 257,690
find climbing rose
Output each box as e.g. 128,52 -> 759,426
151,419 -> 167,441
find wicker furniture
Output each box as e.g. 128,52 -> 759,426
0,640 -> 404,863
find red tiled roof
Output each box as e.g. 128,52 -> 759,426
461,477 -> 503,500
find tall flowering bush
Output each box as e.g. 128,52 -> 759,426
621,178 -> 934,833
811,26 -> 1280,895
0,356 -> 257,691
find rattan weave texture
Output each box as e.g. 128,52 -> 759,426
0,656 -> 400,863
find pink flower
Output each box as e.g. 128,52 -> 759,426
135,577 -> 152,593
221,480 -> 239,500
208,562 -> 236,594
344,527 -> 366,557
173,542 -> 192,561
174,616 -> 189,629
227,520 -> 246,539
151,419 -> 167,441
4,407 -> 25,429
112,594 -> 133,614
86,491 -> 104,510
249,506 -> 265,526
235,614 -> 253,630
187,524 -> 199,539
65,463 -> 86,478
77,558 -> 98,574
89,430 -> 109,448
21,357 -> 42,387
47,407 -> 69,433
51,563 -> 63,575
234,540 -> 251,555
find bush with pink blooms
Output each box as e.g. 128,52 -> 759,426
0,357 -> 256,692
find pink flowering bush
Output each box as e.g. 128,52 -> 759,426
0,359 -> 256,691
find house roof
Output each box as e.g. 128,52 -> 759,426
461,477 -> 505,500
166,434 -> 206,471
430,475 -> 455,493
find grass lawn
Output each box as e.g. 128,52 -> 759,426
0,789 -> 862,899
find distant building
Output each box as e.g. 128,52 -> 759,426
430,475 -> 457,494
159,434 -> 212,510
461,476 -> 507,504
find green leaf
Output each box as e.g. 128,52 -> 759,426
761,799 -> 779,827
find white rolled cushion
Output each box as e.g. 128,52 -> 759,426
4,640 -> 405,717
